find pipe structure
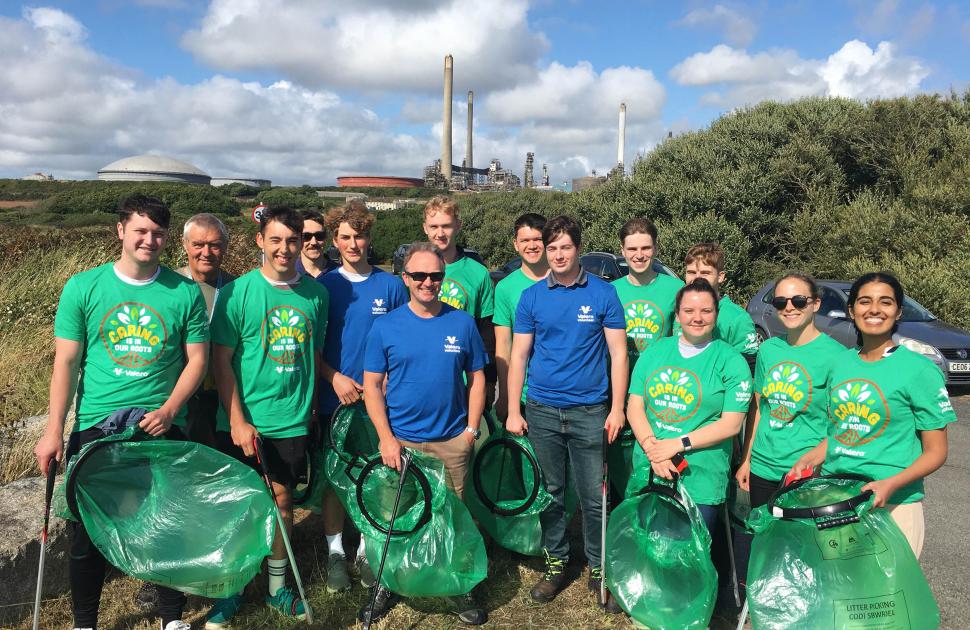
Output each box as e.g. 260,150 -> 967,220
441,55 -> 453,181
466,91 -> 473,171
617,102 -> 626,170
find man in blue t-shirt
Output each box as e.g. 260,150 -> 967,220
506,215 -> 628,611
360,242 -> 488,626
317,201 -> 408,593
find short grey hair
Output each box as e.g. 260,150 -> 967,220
183,213 -> 229,243
403,242 -> 445,272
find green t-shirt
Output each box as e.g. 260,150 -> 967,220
822,346 -> 956,504
629,336 -> 753,504
211,270 -> 329,438
750,333 -> 848,480
439,254 -> 494,319
493,267 -> 542,401
612,274 -> 684,371
674,294 -> 759,357
53,263 -> 210,431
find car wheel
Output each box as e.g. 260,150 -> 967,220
755,326 -> 768,344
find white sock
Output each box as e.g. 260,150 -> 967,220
326,533 -> 344,557
267,558 -> 288,596
357,538 -> 368,560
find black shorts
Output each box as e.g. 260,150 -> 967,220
214,431 -> 308,489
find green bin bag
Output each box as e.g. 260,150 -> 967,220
747,475 -> 939,630
607,427 -> 636,498
59,427 -> 275,598
292,423 -> 329,513
605,476 -> 717,630
325,403 -> 381,507
464,426 -> 552,556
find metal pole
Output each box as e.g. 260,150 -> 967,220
32,461 -> 58,630
600,430 -> 609,607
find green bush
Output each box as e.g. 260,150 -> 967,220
369,204 -> 426,262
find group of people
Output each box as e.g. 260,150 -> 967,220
32,191 -> 954,630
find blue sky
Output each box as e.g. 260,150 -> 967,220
1,1 -> 967,185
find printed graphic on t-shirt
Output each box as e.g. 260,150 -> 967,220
439,279 -> 469,310
623,300 -> 664,350
371,298 -> 388,315
762,361 -> 812,423
577,305 -> 595,323
262,306 -> 310,367
829,379 -> 891,452
444,335 -> 461,353
100,302 -> 168,370
644,366 -> 701,426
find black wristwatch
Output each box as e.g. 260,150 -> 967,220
681,435 -> 693,452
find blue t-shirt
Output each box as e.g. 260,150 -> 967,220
317,268 -> 408,415
513,269 -> 626,407
364,303 -> 488,441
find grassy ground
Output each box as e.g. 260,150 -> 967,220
9,510 -> 654,630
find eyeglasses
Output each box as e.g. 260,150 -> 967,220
404,271 -> 445,283
771,295 -> 813,310
302,231 -> 326,242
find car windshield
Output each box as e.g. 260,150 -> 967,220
837,289 -> 936,322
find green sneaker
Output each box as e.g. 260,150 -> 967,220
204,593 -> 244,629
265,586 -> 306,620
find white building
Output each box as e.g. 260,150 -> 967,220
97,155 -> 211,185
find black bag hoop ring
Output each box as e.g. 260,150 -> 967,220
639,467 -> 687,510
767,473 -> 873,521
65,436 -> 146,521
471,437 -> 542,517
355,455 -> 433,536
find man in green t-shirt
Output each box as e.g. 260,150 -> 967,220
424,195 -> 496,403
35,194 -> 209,630
210,206 -> 329,625
493,212 -> 548,422
679,242 -> 759,365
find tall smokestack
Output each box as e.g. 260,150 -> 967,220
441,55 -> 453,181
466,91 -> 473,171
617,102 -> 626,169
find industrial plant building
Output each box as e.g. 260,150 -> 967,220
210,176 -> 271,188
97,155 -> 212,185
337,176 -> 424,188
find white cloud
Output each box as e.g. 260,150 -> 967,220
180,0 -> 548,93
671,40 -> 928,106
677,4 -> 756,47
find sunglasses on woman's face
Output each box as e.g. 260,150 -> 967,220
771,295 -> 812,310
404,271 -> 445,283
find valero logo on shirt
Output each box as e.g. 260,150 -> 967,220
372,298 -> 388,315
444,335 -> 461,353
262,306 -> 310,366
829,379 -> 890,451
439,279 -> 469,310
645,367 -> 701,425
624,300 -> 664,350
762,361 -> 812,422
100,302 -> 168,371
577,305 -> 595,323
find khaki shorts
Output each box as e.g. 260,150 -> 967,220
886,501 -> 925,558
400,433 -> 474,499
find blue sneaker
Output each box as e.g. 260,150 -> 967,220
266,586 -> 306,620
204,593 -> 244,629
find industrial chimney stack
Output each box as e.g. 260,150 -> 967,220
441,55 -> 454,181
617,102 -> 626,172
466,91 -> 473,171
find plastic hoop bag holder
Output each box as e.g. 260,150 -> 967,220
61,426 -> 275,598
747,474 -> 940,630
291,420 -> 329,513
605,473 -> 717,630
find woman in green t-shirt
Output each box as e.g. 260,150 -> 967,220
627,279 -> 753,531
791,272 -> 954,557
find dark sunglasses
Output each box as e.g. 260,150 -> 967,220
771,295 -> 813,310
404,271 -> 445,283
302,231 -> 326,242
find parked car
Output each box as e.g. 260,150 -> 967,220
325,244 -> 378,267
747,279 -> 970,385
490,251 -> 680,284
391,243 -> 485,275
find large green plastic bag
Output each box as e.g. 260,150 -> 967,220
607,427 -> 636,498
60,427 -> 275,598
357,450 -> 487,596
464,426 -> 552,556
292,425 -> 329,514
606,477 -> 716,630
325,402 -> 380,506
747,476 -> 939,630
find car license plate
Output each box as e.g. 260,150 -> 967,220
950,362 -> 970,372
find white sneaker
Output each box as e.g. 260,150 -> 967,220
162,621 -> 191,630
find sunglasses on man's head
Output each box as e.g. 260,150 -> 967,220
771,295 -> 812,310
404,271 -> 445,283
302,231 -> 326,242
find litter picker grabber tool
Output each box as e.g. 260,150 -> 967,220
724,501 -> 742,607
253,437 -> 313,625
363,449 -> 413,630
32,459 -> 58,630
599,430 -> 609,607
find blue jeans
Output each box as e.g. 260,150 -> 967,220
526,399 -> 608,569
696,503 -> 720,534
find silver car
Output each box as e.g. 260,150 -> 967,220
747,279 -> 970,385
